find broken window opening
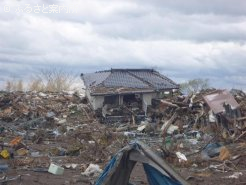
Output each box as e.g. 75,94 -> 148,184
123,94 -> 141,107
104,95 -> 119,105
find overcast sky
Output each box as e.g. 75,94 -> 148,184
0,0 -> 246,90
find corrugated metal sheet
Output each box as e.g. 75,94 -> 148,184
203,90 -> 239,114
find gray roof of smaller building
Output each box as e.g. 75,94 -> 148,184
203,90 -> 239,114
81,69 -> 179,95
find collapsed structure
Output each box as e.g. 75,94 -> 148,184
203,90 -> 242,136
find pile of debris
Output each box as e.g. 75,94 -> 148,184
0,91 -> 93,123
0,91 -> 128,184
107,88 -> 246,184
0,88 -> 245,185
155,89 -> 246,140
144,89 -> 246,184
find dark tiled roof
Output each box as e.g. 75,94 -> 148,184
82,71 -> 111,87
129,70 -> 178,89
104,71 -> 149,89
81,69 -> 179,95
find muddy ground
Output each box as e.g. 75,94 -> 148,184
1,160 -> 246,185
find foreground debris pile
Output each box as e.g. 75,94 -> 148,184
0,89 -> 245,185
104,88 -> 246,184
146,89 -> 246,185
0,91 -> 126,184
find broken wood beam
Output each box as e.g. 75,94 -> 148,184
172,101 -> 189,107
236,116 -> 246,121
160,100 -> 179,108
234,131 -> 246,141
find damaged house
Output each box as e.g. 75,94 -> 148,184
81,69 -> 179,123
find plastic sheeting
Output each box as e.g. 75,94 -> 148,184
95,142 -> 186,185
143,164 -> 182,185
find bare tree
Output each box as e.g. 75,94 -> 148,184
29,78 -> 44,92
180,78 -> 210,94
5,79 -> 24,91
29,68 -> 76,92
17,80 -> 23,91
5,80 -> 12,92
5,68 -> 77,92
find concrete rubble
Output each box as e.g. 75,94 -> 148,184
0,89 -> 245,184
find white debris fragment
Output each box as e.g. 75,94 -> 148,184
65,163 -> 78,169
209,110 -> 216,122
137,125 -> 146,132
38,92 -> 47,97
88,141 -> 95,144
176,152 -> 188,162
226,172 -> 243,179
81,164 -> 102,177
188,139 -> 198,145
124,132 -> 136,137
58,119 -> 67,124
167,125 -> 179,134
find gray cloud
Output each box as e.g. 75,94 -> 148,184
0,0 -> 246,90
137,0 -> 246,16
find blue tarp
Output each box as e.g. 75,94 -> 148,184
95,155 -> 117,185
143,164 -> 182,185
95,142 -> 183,185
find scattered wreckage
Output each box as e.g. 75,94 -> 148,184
0,86 -> 245,184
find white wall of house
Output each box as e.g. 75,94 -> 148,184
93,96 -> 104,110
142,93 -> 157,106
86,89 -> 104,110
87,91 -> 158,110
87,96 -> 104,110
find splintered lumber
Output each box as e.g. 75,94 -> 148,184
161,111 -> 179,136
234,131 -> 246,141
172,101 -> 189,107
